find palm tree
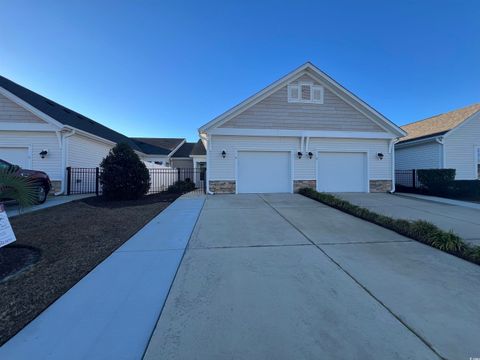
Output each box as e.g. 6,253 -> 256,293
0,168 -> 37,208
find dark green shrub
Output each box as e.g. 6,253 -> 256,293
417,169 -> 455,193
167,179 -> 195,193
447,180 -> 480,199
100,143 -> 150,200
298,187 -> 479,265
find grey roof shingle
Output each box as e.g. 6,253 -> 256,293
171,142 -> 196,158
191,140 -> 206,156
0,75 -> 143,151
131,138 -> 184,155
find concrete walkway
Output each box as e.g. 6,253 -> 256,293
0,195 -> 205,360
144,194 -> 480,360
337,192 -> 480,245
397,192 -> 480,210
5,194 -> 94,217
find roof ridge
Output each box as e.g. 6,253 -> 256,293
402,102 -> 480,128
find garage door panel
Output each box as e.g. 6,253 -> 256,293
237,151 -> 291,193
317,152 -> 367,192
0,147 -> 30,169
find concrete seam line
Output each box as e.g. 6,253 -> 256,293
140,196 -> 207,360
258,194 -> 446,360
188,243 -> 314,250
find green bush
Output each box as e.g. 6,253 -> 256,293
167,179 -> 195,193
417,169 -> 455,193
299,187 -> 479,265
100,143 -> 150,200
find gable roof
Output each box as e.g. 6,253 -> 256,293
131,138 -> 184,155
199,62 -> 406,137
191,140 -> 206,156
171,142 -> 196,158
398,103 -> 480,144
0,75 -> 143,151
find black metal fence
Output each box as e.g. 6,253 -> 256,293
395,169 -> 419,188
66,167 -> 206,196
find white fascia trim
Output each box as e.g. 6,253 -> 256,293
65,127 -> 116,147
0,122 -> 59,131
189,155 -> 206,159
0,86 -> 64,129
443,110 -> 480,139
167,139 -> 186,157
208,128 -> 396,139
199,62 -> 405,137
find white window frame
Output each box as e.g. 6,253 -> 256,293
288,82 -> 324,104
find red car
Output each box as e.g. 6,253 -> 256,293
0,159 -> 52,204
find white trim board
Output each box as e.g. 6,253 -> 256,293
209,128 -> 396,139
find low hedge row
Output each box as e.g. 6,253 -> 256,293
299,188 -> 480,266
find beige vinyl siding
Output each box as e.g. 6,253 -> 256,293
219,74 -> 383,132
209,135 -> 391,181
444,114 -> 480,180
67,134 -> 113,168
0,93 -> 44,123
171,158 -> 193,169
395,141 -> 442,170
0,131 -> 62,180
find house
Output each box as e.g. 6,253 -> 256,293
0,75 -> 204,194
395,104 -> 480,180
199,62 -> 406,194
131,138 -> 185,166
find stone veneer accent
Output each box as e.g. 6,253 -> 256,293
369,180 -> 392,193
50,180 -> 62,194
209,180 -> 236,194
293,180 -> 316,193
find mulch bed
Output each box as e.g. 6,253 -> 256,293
0,192 -> 180,346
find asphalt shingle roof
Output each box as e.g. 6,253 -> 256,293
171,142 -> 196,158
0,75 -> 144,151
131,138 -> 184,155
191,140 -> 206,156
399,103 -> 480,143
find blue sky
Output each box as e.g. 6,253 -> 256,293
1,1 -> 479,141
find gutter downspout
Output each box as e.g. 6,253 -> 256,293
206,134 -> 214,194
389,138 -> 396,193
55,129 -> 76,195
435,136 -> 445,168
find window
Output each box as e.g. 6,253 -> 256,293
288,82 -> 324,104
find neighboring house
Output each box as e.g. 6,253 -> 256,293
131,138 -> 185,166
199,62 -> 406,194
395,103 -> 480,180
0,75 -> 203,194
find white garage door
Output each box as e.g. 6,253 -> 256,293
0,147 -> 30,169
237,151 -> 291,193
317,152 -> 367,192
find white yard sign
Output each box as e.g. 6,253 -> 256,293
0,204 -> 16,248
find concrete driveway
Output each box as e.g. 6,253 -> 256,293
144,194 -> 480,360
337,193 -> 480,245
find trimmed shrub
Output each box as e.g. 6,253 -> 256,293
100,143 -> 150,200
299,187 -> 479,266
167,179 -> 195,194
417,169 -> 455,193
447,180 -> 480,199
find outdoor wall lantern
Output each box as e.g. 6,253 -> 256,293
308,151 -> 313,159
377,152 -> 384,160
297,151 -> 303,159
221,150 -> 227,158
39,149 -> 48,159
